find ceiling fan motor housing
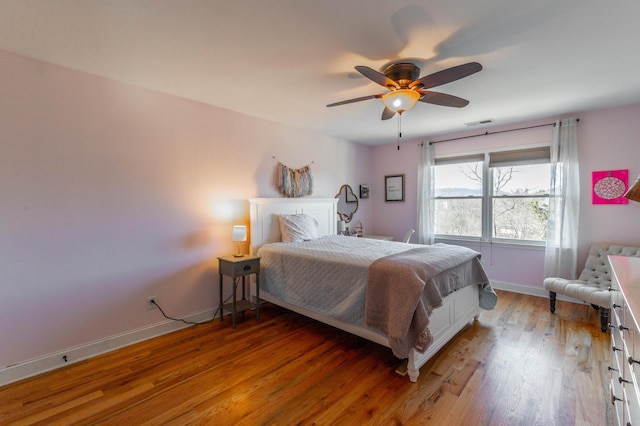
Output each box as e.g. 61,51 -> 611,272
383,63 -> 421,89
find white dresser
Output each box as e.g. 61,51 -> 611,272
609,256 -> 640,426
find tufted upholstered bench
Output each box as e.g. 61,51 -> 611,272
544,243 -> 640,332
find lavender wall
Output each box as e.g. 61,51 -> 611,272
577,105 -> 640,260
0,49 -> 372,371
3,44 -> 640,378
370,107 -> 640,291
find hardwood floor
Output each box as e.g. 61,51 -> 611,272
0,290 -> 613,425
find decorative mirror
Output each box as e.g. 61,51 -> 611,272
335,184 -> 359,223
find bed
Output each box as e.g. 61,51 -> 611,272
248,197 -> 496,382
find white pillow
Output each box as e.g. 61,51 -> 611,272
278,213 -> 319,243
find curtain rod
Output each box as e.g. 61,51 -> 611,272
427,120 -> 578,145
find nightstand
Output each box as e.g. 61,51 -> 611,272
217,255 -> 260,328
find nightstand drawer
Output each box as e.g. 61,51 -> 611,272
218,256 -> 260,277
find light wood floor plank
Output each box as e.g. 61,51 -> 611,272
0,290 -> 613,425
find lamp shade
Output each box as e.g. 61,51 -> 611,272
382,89 -> 420,114
232,225 -> 247,242
625,175 -> 640,202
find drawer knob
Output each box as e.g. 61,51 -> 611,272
613,346 -> 623,352
619,324 -> 629,331
243,265 -> 251,271
629,356 -> 640,365
608,366 -> 619,372
619,376 -> 632,384
612,303 -> 621,309
611,385 -> 624,404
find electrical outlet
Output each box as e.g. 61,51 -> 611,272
147,296 -> 157,310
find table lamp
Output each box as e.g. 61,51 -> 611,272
232,225 -> 247,257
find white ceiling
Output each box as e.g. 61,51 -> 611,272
1,1 -> 639,146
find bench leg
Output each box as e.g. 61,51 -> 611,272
600,308 -> 609,333
549,291 -> 556,313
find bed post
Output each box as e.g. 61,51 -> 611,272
407,351 -> 419,382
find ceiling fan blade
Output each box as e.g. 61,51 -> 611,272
355,65 -> 400,89
326,94 -> 383,107
409,62 -> 482,90
381,107 -> 396,120
419,91 -> 469,108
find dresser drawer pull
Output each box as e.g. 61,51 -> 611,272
629,356 -> 640,365
609,366 -> 619,372
609,287 -> 614,292
612,303 -> 621,309
619,376 -> 633,384
613,346 -> 623,352
619,324 -> 630,331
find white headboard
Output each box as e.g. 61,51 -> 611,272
248,198 -> 338,254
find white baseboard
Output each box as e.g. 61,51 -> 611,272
491,280 -> 587,304
0,308 -> 216,387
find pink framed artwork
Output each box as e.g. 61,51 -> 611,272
592,169 -> 629,204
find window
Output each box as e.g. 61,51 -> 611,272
433,147 -> 551,243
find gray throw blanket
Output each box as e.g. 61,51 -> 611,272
365,243 -> 494,359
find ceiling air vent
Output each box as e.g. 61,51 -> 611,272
465,119 -> 494,126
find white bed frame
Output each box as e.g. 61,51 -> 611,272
248,197 -> 481,382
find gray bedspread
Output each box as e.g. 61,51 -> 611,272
365,244 -> 494,358
258,235 -> 409,326
257,236 -> 495,357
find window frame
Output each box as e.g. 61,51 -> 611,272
432,145 -> 551,246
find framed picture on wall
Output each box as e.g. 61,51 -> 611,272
359,184 -> 369,199
385,174 -> 404,202
592,169 -> 629,204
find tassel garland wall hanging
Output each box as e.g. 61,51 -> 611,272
276,161 -> 314,198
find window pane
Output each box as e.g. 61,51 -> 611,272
492,164 -> 550,195
434,199 -> 482,237
492,197 -> 549,241
434,161 -> 483,197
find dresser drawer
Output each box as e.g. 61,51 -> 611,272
612,330 -> 625,378
627,313 -> 640,426
628,389 -> 640,426
623,307 -> 640,384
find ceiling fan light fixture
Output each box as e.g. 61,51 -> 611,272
382,89 -> 420,114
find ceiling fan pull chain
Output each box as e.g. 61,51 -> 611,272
397,114 -> 402,150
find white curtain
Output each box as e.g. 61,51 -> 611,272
417,141 -> 435,245
544,117 -> 580,279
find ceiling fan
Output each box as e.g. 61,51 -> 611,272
327,61 -> 482,120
